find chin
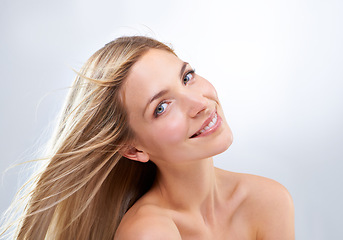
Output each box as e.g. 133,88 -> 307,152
217,110 -> 233,152
214,126 -> 234,156
218,133 -> 233,155
200,133 -> 233,160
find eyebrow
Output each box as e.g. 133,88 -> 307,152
180,62 -> 189,79
148,89 -> 169,106
143,62 -> 189,115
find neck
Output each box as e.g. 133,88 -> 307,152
153,158 -> 221,219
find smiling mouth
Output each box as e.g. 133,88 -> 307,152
190,112 -> 220,138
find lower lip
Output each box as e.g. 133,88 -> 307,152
193,113 -> 223,138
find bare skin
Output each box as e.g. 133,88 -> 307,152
115,49 -> 294,239
115,166 -> 294,240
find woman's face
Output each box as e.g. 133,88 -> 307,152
122,49 -> 233,164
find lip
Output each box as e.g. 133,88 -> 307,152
190,110 -> 222,138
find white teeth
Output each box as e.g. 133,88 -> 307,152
213,115 -> 217,124
191,112 -> 219,138
208,121 -> 214,128
196,113 -> 218,135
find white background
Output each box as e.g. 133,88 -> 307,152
1,0 -> 342,239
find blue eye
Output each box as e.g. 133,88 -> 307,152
154,102 -> 168,117
183,70 -> 195,85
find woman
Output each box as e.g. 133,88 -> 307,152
1,36 -> 294,239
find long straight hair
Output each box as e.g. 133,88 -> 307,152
1,36 -> 175,239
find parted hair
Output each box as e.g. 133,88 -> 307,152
1,36 -> 175,240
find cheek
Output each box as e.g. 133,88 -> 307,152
207,82 -> 218,99
198,76 -> 218,100
154,113 -> 188,144
132,111 -> 188,153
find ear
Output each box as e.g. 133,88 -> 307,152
120,146 -> 150,163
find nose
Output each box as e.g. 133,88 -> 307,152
181,91 -> 208,118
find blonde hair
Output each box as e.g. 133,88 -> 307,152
1,36 -> 175,239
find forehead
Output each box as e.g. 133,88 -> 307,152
127,48 -> 180,87
122,49 -> 182,111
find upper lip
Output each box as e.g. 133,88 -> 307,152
190,110 -> 217,138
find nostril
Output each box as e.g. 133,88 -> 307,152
193,99 -> 208,117
182,91 -> 208,117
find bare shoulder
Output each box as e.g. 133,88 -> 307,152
217,168 -> 292,198
237,172 -> 293,203
216,169 -> 294,239
232,172 -> 295,240
115,204 -> 182,240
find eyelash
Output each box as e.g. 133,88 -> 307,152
183,69 -> 195,85
154,101 -> 169,118
153,68 -> 196,118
